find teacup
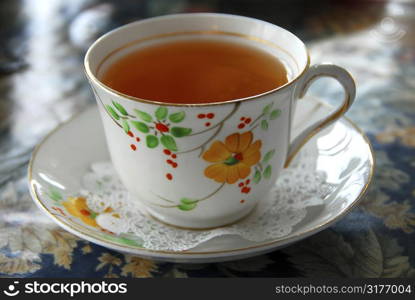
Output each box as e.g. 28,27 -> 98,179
84,13 -> 355,229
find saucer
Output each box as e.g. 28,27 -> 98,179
28,96 -> 374,263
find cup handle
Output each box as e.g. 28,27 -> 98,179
284,63 -> 356,168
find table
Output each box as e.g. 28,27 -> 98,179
1,0 -> 414,277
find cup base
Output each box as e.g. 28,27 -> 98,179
144,205 -> 257,230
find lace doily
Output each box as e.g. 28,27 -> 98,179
80,151 -> 331,251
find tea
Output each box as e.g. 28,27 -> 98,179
100,39 -> 288,103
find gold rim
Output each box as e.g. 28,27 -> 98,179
84,18 -> 311,107
27,105 -> 375,257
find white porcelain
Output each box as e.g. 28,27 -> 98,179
28,97 -> 374,263
84,13 -> 356,228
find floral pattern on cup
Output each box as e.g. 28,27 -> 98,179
99,100 -> 281,212
202,131 -> 261,184
105,100 -> 191,152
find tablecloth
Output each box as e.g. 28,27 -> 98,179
0,0 -> 414,277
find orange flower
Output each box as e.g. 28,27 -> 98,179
202,131 -> 261,184
62,197 -> 98,227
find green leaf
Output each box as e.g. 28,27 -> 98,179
122,120 -> 130,133
263,103 -> 273,115
102,234 -> 143,247
224,156 -> 239,166
118,237 -> 142,247
171,127 -> 192,138
270,109 -> 281,120
180,198 -> 198,205
90,211 -> 98,219
261,120 -> 269,130
48,187 -> 62,202
263,165 -> 272,179
134,109 -> 152,122
112,101 -> 128,116
262,149 -> 275,164
131,121 -> 149,133
160,135 -> 177,151
105,105 -> 120,120
169,111 -> 186,123
253,170 -> 261,184
178,202 -> 197,211
155,107 -> 168,120
146,135 -> 159,148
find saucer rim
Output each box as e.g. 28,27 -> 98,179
27,103 -> 375,258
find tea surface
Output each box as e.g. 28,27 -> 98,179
100,39 -> 288,103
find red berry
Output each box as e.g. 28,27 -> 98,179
245,118 -> 251,124
130,144 -> 137,151
240,117 -> 245,121
167,159 -> 173,165
80,209 -> 90,216
205,122 -> 211,127
245,179 -> 250,185
163,149 -> 171,155
156,123 -> 169,132
238,182 -> 244,187
238,123 -> 245,129
198,113 -> 206,119
136,137 -> 140,142
127,131 -> 134,137
166,173 -> 173,180
241,187 -> 251,194
172,163 -> 178,168
207,113 -> 215,119
171,154 -> 177,159
234,153 -> 243,161
240,199 -> 245,203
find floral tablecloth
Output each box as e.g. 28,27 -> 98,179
0,0 -> 414,277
